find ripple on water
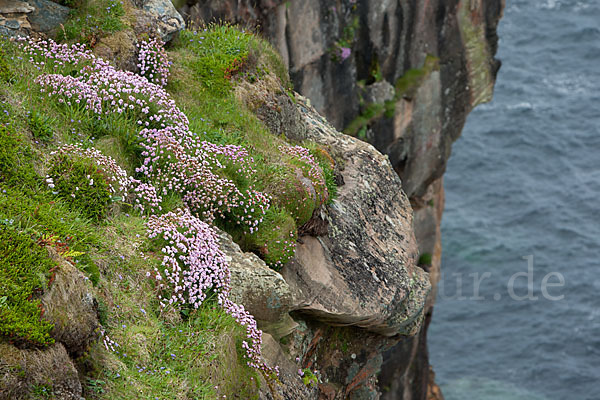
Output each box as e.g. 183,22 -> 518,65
429,0 -> 600,398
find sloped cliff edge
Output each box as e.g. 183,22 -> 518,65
0,0 -> 503,399
178,0 -> 504,398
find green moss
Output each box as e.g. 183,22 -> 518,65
0,225 -> 55,347
394,55 -> 439,97
48,154 -> 113,221
418,253 -> 432,266
0,124 -> 39,190
251,208 -> 297,270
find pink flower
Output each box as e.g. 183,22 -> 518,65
340,47 -> 352,60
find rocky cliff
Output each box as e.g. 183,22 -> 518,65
179,0 -> 504,398
0,1 -> 502,399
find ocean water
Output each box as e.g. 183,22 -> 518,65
427,1 -> 600,400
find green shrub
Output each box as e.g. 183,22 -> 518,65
48,154 -> 112,221
0,224 -> 55,347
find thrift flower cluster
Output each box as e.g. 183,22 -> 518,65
23,37 -> 288,375
26,38 -> 270,231
147,209 -> 276,375
49,144 -> 162,213
137,37 -> 170,87
24,38 -> 266,218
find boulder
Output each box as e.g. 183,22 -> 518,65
41,250 -> 99,357
24,0 -> 69,33
219,229 -> 297,335
363,80 -> 395,105
0,342 -> 82,400
139,0 -> 185,42
281,95 -> 431,337
0,0 -> 33,37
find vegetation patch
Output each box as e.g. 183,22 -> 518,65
170,25 -> 334,268
57,0 -> 126,44
344,55 -> 440,138
0,18 -> 340,396
47,154 -> 113,221
0,224 -> 56,347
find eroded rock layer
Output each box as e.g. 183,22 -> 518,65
182,1 -> 503,399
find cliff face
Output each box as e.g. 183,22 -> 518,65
180,1 -> 504,399
0,0 -> 502,398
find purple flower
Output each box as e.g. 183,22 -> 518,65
340,47 -> 352,60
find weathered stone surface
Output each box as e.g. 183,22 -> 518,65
0,0 -> 34,15
219,229 -> 296,328
0,0 -> 33,37
364,81 -> 395,105
0,342 -> 82,400
179,0 -> 284,32
280,95 -> 430,337
140,0 -> 185,42
41,250 -> 99,357
259,333 -> 318,400
234,72 -> 308,142
26,0 -> 69,33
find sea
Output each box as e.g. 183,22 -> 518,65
427,1 -> 600,399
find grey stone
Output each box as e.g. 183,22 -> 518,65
218,229 -> 296,325
4,19 -> 19,30
142,0 -> 185,42
364,81 -> 395,105
27,0 -> 70,33
0,0 -> 34,14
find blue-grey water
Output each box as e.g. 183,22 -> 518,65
428,1 -> 600,399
